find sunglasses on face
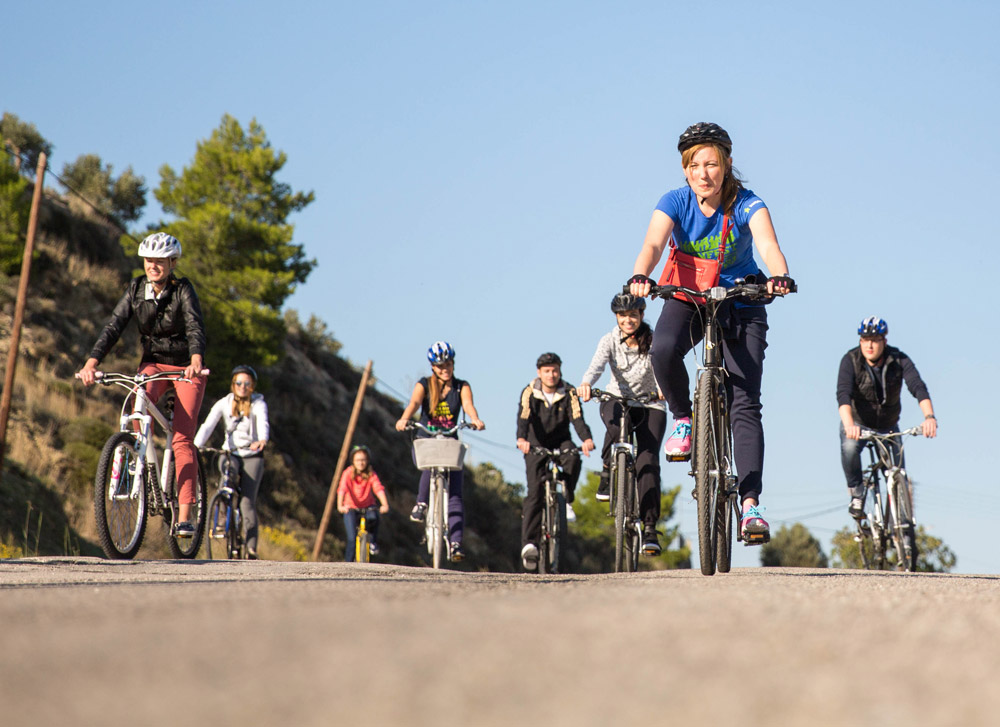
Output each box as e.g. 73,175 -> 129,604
234,381 -> 254,388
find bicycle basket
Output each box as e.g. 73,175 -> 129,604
413,438 -> 467,471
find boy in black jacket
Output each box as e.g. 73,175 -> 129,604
516,353 -> 595,571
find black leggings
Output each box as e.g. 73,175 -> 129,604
599,401 -> 666,526
650,298 -> 768,502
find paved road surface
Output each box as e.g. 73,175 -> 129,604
2,558 -> 998,726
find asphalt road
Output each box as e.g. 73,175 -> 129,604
2,558 -> 998,726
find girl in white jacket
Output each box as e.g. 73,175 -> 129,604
195,365 -> 270,557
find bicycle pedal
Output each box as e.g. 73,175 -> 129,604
665,453 -> 691,462
743,532 -> 770,546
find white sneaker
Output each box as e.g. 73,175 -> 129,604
566,502 -> 577,523
521,543 -> 539,571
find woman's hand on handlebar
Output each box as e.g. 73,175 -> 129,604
578,383 -> 592,402
628,274 -> 654,298
468,418 -> 485,431
183,354 -> 206,381
395,418 -> 410,432
766,274 -> 795,296
76,358 -> 100,387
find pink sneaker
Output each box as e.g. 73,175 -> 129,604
664,417 -> 692,460
741,505 -> 770,545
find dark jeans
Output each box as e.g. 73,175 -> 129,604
650,298 -> 768,502
343,506 -> 379,562
600,401 -> 666,526
840,422 -> 902,500
417,469 -> 464,544
521,441 -> 581,546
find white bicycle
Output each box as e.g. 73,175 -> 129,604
407,421 -> 470,569
81,369 -> 209,559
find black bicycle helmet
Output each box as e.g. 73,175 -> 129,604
231,364 -> 258,383
536,352 -> 562,368
611,292 -> 646,313
677,122 -> 733,156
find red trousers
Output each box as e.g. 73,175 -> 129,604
138,363 -> 206,505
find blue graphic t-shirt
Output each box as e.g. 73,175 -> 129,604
655,186 -> 767,288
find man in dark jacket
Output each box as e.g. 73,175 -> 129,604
516,352 -> 595,571
837,316 -> 937,519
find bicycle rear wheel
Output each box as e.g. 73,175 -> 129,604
715,493 -> 735,574
165,454 -> 207,559
625,479 -> 640,573
227,505 -> 243,560
856,521 -> 875,569
694,372 -> 721,576
94,432 -> 147,559
613,450 -> 630,573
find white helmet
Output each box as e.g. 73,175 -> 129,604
137,232 -> 182,259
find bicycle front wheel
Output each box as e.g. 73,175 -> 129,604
694,372 -> 722,576
613,450 -> 630,573
166,454 -> 207,559
430,474 -> 446,569
94,432 -> 147,559
715,493 -> 735,574
539,484 -> 551,576
890,472 -> 917,572
205,490 -> 230,560
552,489 -> 567,574
357,520 -> 371,564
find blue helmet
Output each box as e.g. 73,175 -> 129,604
858,316 -> 888,337
427,341 -> 455,365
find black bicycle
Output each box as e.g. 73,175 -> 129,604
528,445 -> 579,574
202,447 -> 245,560
854,426 -> 923,572
640,279 -> 795,576
588,389 -> 653,573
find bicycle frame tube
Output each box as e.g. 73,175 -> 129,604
121,386 -> 174,503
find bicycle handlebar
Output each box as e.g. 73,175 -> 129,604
76,369 -> 211,385
588,387 -> 655,406
404,421 -> 473,437
624,278 -> 797,303
528,445 -> 581,457
859,425 -> 924,441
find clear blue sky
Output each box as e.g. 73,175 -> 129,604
5,1 -> 999,572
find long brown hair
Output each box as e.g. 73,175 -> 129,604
426,363 -> 455,413
681,143 -> 746,216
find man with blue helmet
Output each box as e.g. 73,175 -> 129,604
837,317 -> 937,519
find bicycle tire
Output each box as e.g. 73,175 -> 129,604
205,490 -> 228,560
94,432 -> 148,559
694,372 -> 720,576
228,505 -> 243,560
613,450 -> 629,573
539,482 -> 551,576
856,520 -> 875,570
871,487 -> 887,570
165,454 -> 207,559
715,493 -> 735,574
357,518 -> 371,564
553,489 -> 567,574
430,474 -> 445,569
625,473 -> 640,573
890,471 -> 917,572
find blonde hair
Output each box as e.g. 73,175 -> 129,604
681,143 -> 746,216
230,376 -> 253,418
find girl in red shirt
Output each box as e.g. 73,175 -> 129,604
337,445 -> 390,561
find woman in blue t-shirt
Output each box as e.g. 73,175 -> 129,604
395,340 -> 485,562
628,123 -> 794,543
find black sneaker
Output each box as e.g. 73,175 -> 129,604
173,521 -> 195,539
596,474 -> 610,502
642,524 -> 661,555
450,542 -> 465,562
410,502 -> 428,523
848,497 -> 865,520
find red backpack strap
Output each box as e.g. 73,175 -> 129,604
717,214 -> 732,268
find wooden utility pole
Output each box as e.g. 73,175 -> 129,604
0,152 -> 47,474
311,360 -> 373,561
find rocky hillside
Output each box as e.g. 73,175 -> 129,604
0,189 -> 524,569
